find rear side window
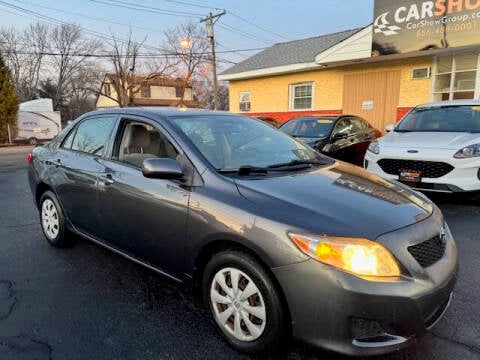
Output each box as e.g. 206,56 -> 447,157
70,116 -> 117,155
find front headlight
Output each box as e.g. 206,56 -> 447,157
454,144 -> 480,159
288,233 -> 400,280
367,141 -> 380,155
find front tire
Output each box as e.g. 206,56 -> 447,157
39,191 -> 70,247
203,250 -> 287,354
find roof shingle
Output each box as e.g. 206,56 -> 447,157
220,28 -> 363,76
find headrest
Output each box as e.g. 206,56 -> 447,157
126,124 -> 150,148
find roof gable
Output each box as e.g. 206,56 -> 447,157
220,27 -> 363,77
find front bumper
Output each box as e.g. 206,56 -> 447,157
272,208 -> 458,356
364,150 -> 480,192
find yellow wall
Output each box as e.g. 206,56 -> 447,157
229,57 -> 433,113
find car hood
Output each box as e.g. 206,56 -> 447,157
380,131 -> 479,149
235,162 -> 433,240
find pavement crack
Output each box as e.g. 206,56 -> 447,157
431,332 -> 480,354
0,280 -> 18,321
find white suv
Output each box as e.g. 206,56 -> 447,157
365,100 -> 480,199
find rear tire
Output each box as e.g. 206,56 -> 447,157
28,137 -> 38,145
39,191 -> 70,247
203,250 -> 287,354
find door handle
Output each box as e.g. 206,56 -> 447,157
99,173 -> 115,185
46,159 -> 62,167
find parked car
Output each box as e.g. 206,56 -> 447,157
28,108 -> 457,357
365,100 -> 480,200
279,115 -> 381,166
255,116 -> 282,128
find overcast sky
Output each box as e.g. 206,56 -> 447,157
0,0 -> 375,70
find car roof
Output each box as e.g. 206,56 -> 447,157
81,107 -> 233,119
416,100 -> 480,108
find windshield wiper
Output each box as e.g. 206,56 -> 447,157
267,159 -> 330,168
218,165 -> 269,175
218,159 -> 330,176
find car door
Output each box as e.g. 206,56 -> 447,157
49,115 -> 118,235
352,116 -> 376,162
96,116 -> 190,278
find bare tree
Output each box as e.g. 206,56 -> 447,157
162,21 -> 210,106
0,22 -> 48,102
92,30 -> 176,108
49,23 -> 102,110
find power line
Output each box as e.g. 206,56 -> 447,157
228,11 -> 289,41
217,22 -> 274,45
156,0 -> 288,41
88,0 -> 278,45
0,0 -> 163,52
162,0 -> 222,11
13,0 -> 166,34
89,0 -> 203,18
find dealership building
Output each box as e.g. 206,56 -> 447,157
219,0 -> 480,130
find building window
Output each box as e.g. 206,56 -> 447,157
141,85 -> 151,98
239,92 -> 251,112
290,83 -> 313,110
433,52 -> 479,101
102,83 -> 111,97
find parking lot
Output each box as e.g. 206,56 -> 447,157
0,145 -> 479,360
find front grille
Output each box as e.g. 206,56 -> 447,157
408,235 -> 446,268
378,159 -> 454,178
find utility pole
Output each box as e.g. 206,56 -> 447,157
201,10 -> 226,110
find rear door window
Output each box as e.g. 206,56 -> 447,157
70,116 -> 117,156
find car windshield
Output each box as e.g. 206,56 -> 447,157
171,115 -> 324,170
396,105 -> 480,133
279,116 -> 336,138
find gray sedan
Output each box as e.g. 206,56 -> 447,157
27,108 -> 457,356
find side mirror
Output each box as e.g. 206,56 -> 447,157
385,124 -> 395,132
332,132 -> 348,141
142,158 -> 184,179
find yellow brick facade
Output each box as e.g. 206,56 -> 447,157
229,57 -> 433,117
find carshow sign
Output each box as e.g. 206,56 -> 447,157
372,0 -> 480,55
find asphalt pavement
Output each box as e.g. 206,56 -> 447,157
0,146 -> 479,360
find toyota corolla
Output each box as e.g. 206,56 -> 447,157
28,108 -> 457,356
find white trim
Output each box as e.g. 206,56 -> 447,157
315,26 -> 372,64
289,82 -> 314,111
219,62 -> 321,81
411,67 -> 431,80
431,51 -> 480,101
239,91 -> 251,112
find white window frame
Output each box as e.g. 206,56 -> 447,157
239,91 -> 251,112
289,82 -> 314,111
431,52 -> 480,101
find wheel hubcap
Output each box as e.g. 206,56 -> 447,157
41,199 -> 59,240
210,267 -> 266,342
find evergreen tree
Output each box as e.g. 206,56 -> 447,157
0,54 -> 18,143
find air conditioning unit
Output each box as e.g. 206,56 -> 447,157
412,67 -> 431,80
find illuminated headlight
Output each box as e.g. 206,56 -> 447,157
288,233 -> 400,280
367,141 -> 380,155
454,144 -> 480,159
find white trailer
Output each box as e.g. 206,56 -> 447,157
15,99 -> 62,145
